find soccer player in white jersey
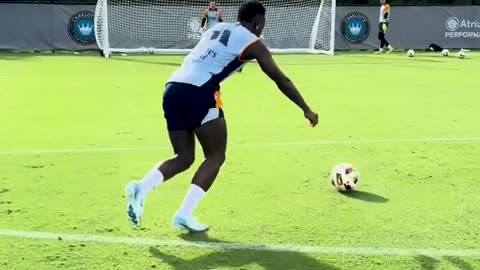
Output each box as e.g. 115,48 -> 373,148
125,0 -> 319,232
375,0 -> 394,54
201,1 -> 223,32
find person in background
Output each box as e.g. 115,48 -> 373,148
375,0 -> 394,54
201,1 -> 223,32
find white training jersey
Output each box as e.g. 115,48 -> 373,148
379,4 -> 391,23
168,22 -> 259,89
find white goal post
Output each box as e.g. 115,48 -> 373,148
94,0 -> 335,57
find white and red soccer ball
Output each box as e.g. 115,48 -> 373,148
330,163 -> 360,192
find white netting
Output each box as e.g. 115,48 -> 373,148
94,0 -> 335,56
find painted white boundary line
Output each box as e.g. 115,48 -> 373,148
0,137 -> 479,156
1,229 -> 479,257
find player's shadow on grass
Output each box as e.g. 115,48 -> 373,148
149,233 -> 335,270
109,57 -> 181,67
416,255 -> 475,270
445,256 -> 475,270
340,190 -> 388,203
416,255 -> 440,270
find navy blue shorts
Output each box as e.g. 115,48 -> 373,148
163,82 -> 224,132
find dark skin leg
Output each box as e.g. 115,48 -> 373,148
158,131 -> 195,181
191,117 -> 227,191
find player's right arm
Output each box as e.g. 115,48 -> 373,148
241,41 -> 319,127
201,9 -> 208,28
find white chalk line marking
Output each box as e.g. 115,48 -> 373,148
0,229 -> 479,257
0,137 -> 479,156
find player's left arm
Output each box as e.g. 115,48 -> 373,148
384,4 -> 390,20
218,8 -> 223,22
383,4 -> 390,30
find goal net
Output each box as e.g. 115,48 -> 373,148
95,0 -> 335,57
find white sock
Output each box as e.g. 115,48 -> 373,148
139,166 -> 164,194
176,184 -> 206,218
388,45 -> 393,49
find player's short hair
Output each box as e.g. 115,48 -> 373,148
237,0 -> 266,22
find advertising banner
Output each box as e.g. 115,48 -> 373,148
0,4 -> 478,51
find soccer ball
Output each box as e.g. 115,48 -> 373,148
442,49 -> 449,56
330,163 -> 360,192
458,51 -> 466,59
407,49 -> 415,57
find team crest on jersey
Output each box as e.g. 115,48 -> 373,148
188,18 -> 203,40
68,10 -> 96,45
340,12 -> 370,44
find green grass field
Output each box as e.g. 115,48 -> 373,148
1,51 -> 479,270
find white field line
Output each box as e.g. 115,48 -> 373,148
0,229 -> 479,257
0,137 -> 479,156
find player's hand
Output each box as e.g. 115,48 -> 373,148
382,23 -> 387,31
304,109 -> 319,127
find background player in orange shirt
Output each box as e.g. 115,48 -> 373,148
375,0 -> 394,54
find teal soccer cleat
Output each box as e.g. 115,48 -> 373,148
172,215 -> 209,233
125,182 -> 146,226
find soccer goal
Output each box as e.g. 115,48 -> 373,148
94,0 -> 335,57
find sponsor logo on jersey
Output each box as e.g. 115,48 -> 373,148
68,10 -> 96,45
445,17 -> 480,39
340,12 -> 370,44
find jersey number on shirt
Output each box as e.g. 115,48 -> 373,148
210,30 -> 231,46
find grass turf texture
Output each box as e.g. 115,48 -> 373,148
0,51 -> 479,270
